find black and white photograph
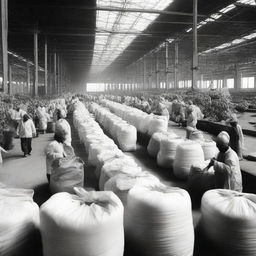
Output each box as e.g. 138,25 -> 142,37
0,0 -> 256,256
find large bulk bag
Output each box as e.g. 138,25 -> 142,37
40,187 -> 124,256
50,156 -> 84,194
55,119 -> 70,136
201,189 -> 256,256
0,188 -> 40,256
189,130 -> 204,141
126,184 -> 194,256
94,149 -> 124,175
188,161 -> 215,205
88,143 -> 118,166
99,166 -> 142,191
148,115 -> 168,136
116,125 -> 137,152
200,140 -> 218,160
100,156 -> 138,178
137,114 -> 151,134
173,141 -> 204,179
147,132 -> 168,158
104,172 -> 160,207
157,137 -> 184,168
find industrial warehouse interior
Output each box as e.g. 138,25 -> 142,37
1,0 -> 256,256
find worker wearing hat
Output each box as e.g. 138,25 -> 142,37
228,114 -> 244,160
209,131 -> 242,192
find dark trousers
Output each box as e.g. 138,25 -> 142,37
20,138 -> 32,155
47,174 -> 50,183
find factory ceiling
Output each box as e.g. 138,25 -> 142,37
7,0 -> 256,82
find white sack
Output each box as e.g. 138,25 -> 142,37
200,140 -> 218,160
157,137 -> 184,168
40,187 -> 124,256
173,141 -> 204,180
201,189 -> 256,256
147,132 -> 168,158
99,166 -> 142,191
116,125 -> 137,152
126,184 -> 194,256
148,115 -> 168,136
50,156 -> 84,194
104,172 -> 160,207
0,188 -> 39,256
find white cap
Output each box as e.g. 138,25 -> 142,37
216,131 -> 230,146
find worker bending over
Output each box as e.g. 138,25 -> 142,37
209,131 -> 242,192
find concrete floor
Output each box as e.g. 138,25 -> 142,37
0,116 -> 252,256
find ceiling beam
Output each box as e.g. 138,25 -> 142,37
13,4 -> 207,17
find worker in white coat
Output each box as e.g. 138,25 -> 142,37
45,132 -> 67,182
209,131 -> 242,192
17,114 -> 36,157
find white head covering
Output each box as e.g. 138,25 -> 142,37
216,131 -> 230,146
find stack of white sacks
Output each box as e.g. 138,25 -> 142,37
73,101 -> 196,256
147,130 -> 217,177
89,103 -> 137,152
101,99 -> 169,136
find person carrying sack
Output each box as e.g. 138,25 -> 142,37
45,130 -> 74,183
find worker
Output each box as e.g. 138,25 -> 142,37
186,105 -> 197,138
158,98 -> 170,120
208,131 -> 242,192
55,109 -> 72,146
229,115 -> 244,160
17,114 -> 36,157
45,131 -> 67,183
37,104 -> 48,133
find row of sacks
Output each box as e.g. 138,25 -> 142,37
73,102 -> 142,187
101,99 -> 169,136
89,103 -> 137,152
3,182 -> 256,256
74,103 -> 124,168
147,131 -> 218,173
73,102 -> 195,256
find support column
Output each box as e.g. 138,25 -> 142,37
8,64 -> 11,94
234,65 -> 241,91
49,53 -> 52,94
174,42 -> 179,89
33,29 -> 38,96
192,0 -> 198,89
26,62 -> 30,95
165,41 -> 169,90
57,54 -> 60,94
44,39 -> 48,95
54,52 -> 57,94
150,56 -> 153,89
143,58 -> 146,90
156,52 -> 160,89
1,0 -> 8,93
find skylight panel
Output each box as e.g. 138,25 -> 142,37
185,0 -> 250,34
201,30 -> 256,55
237,0 -> 256,5
219,4 -> 236,14
92,0 -> 174,71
